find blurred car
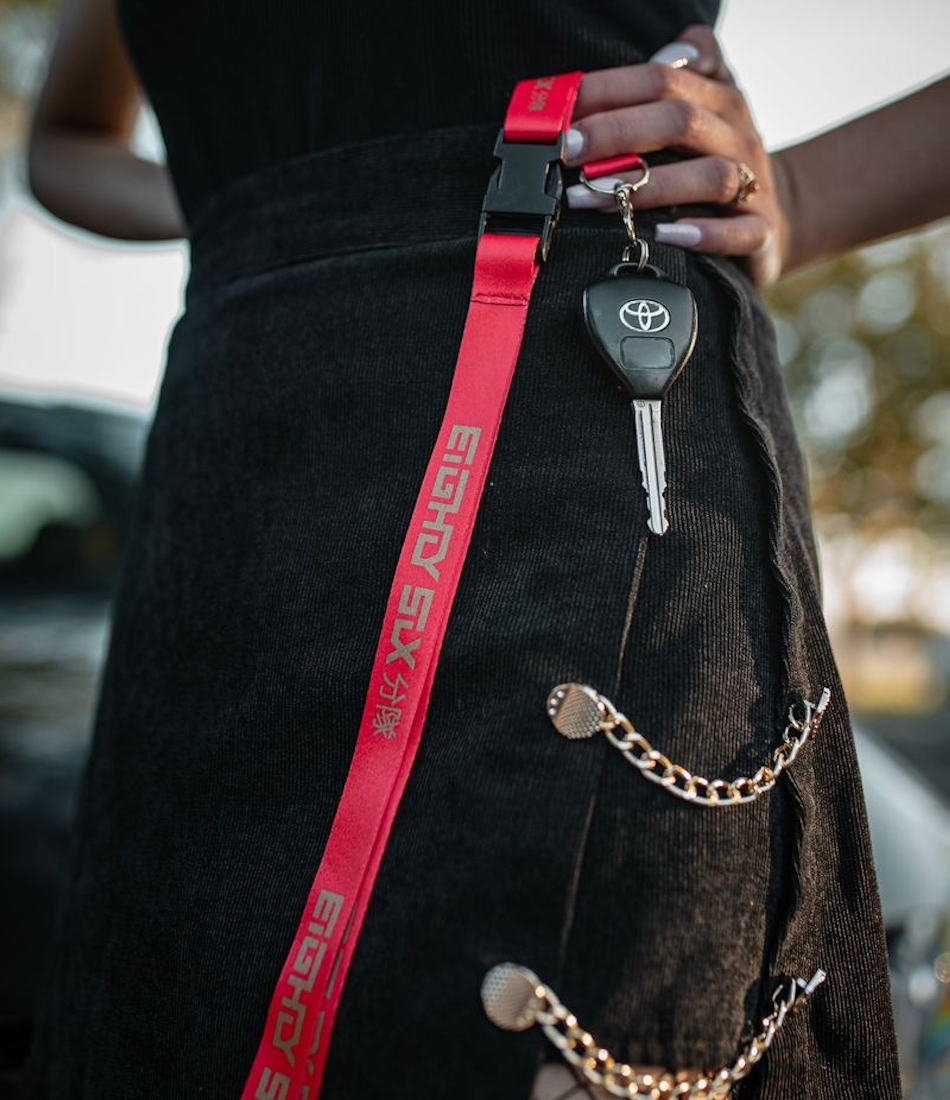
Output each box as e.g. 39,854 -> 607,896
0,391 -> 146,1090
856,727 -> 950,1097
0,392 -> 148,590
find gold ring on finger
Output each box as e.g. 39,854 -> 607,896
733,161 -> 760,204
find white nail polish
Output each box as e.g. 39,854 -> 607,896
648,42 -> 701,68
654,223 -> 703,247
566,128 -> 586,160
565,184 -> 612,210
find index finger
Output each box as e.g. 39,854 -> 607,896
573,61 -> 748,124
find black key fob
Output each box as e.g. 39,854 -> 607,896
583,262 -> 698,401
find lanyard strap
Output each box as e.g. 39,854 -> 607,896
240,71 -> 582,1100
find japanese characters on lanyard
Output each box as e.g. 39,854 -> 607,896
239,72 -> 583,1100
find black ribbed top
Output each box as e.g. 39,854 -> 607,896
116,0 -> 719,223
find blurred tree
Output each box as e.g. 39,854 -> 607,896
769,225 -> 950,719
0,0 -> 53,101
0,0 -> 54,201
768,226 -> 950,542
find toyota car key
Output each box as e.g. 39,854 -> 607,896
583,260 -> 697,535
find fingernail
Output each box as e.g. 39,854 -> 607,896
566,127 -> 586,161
565,184 -> 612,209
649,42 -> 701,68
655,222 -> 703,247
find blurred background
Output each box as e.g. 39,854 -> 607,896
1,0 -> 949,1096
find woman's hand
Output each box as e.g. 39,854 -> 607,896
565,25 -> 790,290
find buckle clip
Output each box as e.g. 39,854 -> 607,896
479,128 -> 568,263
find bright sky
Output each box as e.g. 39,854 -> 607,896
720,0 -> 950,147
0,0 -> 948,408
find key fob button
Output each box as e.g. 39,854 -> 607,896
621,336 -> 675,370
619,338 -> 677,401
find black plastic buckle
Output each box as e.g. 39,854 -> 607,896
479,128 -> 568,263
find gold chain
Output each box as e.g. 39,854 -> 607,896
483,963 -> 827,1099
546,683 -> 831,807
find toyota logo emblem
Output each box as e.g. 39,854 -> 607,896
619,299 -> 671,333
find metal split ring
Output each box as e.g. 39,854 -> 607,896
579,155 -> 650,196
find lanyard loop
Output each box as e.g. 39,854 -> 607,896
239,71 -> 583,1100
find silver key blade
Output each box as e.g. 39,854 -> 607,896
632,399 -> 668,535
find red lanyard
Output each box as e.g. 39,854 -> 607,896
240,71 -> 582,1100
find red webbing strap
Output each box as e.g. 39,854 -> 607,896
582,153 -> 647,180
240,71 -> 582,1100
504,73 -> 582,141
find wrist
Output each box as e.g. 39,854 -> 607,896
771,147 -> 807,278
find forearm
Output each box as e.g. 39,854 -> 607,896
28,131 -> 186,240
775,75 -> 950,275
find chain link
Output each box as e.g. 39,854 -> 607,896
548,683 -> 831,807
533,969 -> 826,1099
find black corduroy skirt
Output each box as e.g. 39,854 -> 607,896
25,125 -> 900,1099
